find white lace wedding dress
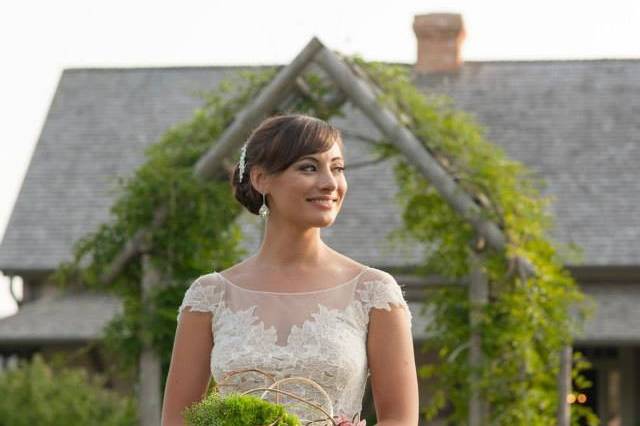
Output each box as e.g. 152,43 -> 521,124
177,265 -> 412,424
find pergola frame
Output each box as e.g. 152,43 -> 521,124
100,36 -> 568,426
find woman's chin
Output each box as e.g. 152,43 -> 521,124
309,213 -> 337,228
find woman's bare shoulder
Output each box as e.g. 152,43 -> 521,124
326,247 -> 367,270
216,257 -> 255,282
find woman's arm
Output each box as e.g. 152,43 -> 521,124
161,310 -> 214,426
367,304 -> 419,425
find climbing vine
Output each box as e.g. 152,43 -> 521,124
350,55 -> 597,425
52,54 -> 597,425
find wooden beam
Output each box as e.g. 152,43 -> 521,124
295,75 -> 347,107
469,246 -> 489,426
194,36 -> 324,181
99,206 -> 167,285
139,251 -> 163,426
557,345 -> 572,426
98,36 -> 325,285
313,47 -> 509,255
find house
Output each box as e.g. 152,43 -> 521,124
1,12 -> 638,425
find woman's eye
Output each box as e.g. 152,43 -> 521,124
299,164 -> 345,172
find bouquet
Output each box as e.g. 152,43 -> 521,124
182,391 -> 300,426
182,368 -> 366,426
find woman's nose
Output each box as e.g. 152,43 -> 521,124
319,167 -> 338,189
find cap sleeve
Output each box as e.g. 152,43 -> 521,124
359,269 -> 412,330
177,273 -> 224,322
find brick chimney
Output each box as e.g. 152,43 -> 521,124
413,13 -> 466,74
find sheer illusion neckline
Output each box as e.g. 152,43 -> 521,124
215,265 -> 370,295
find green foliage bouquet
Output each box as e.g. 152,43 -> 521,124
183,392 -> 301,426
182,368 -> 365,426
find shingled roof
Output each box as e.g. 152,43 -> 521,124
415,59 -> 640,266
0,291 -> 122,344
1,59 -> 639,274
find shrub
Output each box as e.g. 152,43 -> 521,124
0,353 -> 137,426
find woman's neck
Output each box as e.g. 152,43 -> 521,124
253,219 -> 330,270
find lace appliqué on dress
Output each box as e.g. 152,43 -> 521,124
176,276 -> 224,322
358,277 -> 413,330
211,299 -> 369,421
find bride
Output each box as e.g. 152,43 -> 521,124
161,113 -> 419,425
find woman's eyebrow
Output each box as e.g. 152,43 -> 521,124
299,156 -> 343,162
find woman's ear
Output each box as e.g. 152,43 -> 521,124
250,165 -> 270,194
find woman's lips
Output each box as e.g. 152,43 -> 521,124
307,198 -> 336,209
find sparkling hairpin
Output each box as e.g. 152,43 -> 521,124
238,142 -> 248,183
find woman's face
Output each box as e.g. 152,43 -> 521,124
262,141 -> 347,228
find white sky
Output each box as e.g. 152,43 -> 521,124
1,0 -> 638,317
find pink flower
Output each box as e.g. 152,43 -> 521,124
333,414 -> 366,426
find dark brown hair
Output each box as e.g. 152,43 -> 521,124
231,113 -> 343,215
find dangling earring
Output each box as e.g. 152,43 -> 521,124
259,192 -> 270,220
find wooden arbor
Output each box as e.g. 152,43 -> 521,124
98,37 -> 570,426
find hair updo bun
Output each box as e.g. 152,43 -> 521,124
230,113 -> 343,215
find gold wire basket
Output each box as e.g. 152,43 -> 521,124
214,368 -> 365,426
